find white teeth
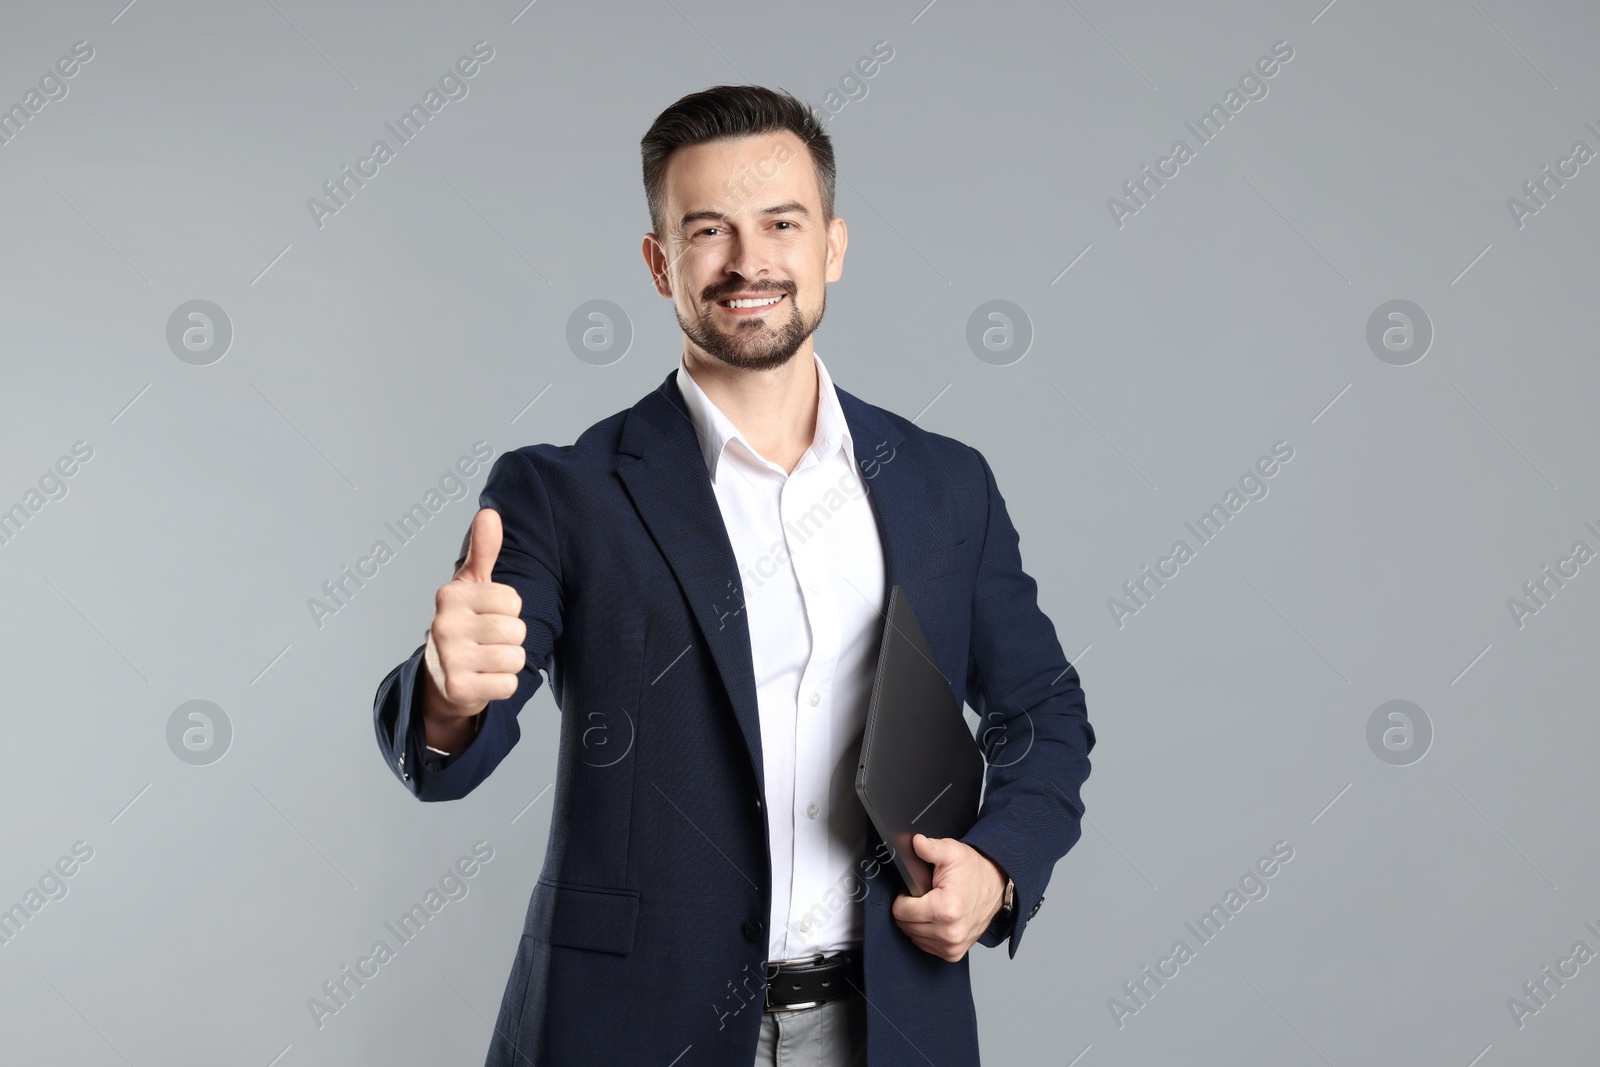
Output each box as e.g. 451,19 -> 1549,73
725,296 -> 782,308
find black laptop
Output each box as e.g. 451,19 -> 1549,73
855,584 -> 985,897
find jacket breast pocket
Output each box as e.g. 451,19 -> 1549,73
525,878 -> 641,956
923,537 -> 970,580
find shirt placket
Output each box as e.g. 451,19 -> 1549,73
779,455 -> 843,953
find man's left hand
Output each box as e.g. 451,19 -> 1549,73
891,833 -> 1008,962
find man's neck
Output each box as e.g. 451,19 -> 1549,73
682,341 -> 820,474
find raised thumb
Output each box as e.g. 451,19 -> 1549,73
457,507 -> 503,583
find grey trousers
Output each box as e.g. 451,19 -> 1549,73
753,988 -> 869,1066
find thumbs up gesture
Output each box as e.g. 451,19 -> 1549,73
420,508 -> 527,746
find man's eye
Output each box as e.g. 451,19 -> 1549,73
774,221 -> 794,230
697,227 -> 721,237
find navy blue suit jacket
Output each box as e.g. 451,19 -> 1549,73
373,370 -> 1094,1066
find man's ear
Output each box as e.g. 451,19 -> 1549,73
641,233 -> 674,298
824,215 -> 848,284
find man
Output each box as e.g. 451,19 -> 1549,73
372,84 -> 1093,1067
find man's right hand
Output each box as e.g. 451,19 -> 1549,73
420,507 -> 527,752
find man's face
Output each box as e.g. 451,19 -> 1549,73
643,131 -> 847,372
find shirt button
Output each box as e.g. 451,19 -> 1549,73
800,919 -> 814,932
808,581 -> 820,594
808,692 -> 821,707
806,803 -> 820,819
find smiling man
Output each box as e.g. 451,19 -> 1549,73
372,84 -> 1093,1067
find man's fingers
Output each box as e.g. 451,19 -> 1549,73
891,886 -> 953,925
440,641 -> 526,677
890,838 -> 998,963
439,667 -> 522,709
424,510 -> 524,720
435,639 -> 525,697
892,906 -> 970,963
913,833 -> 958,869
456,507 -> 503,583
437,579 -> 522,619
463,612 -> 527,648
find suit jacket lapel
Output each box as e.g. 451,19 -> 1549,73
835,383 -> 954,593
617,374 -> 769,794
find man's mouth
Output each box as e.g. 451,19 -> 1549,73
716,293 -> 786,313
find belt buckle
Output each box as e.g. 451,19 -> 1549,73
764,953 -> 826,1012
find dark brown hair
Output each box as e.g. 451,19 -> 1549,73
640,85 -> 835,236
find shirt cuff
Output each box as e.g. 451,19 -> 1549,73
420,710 -> 485,771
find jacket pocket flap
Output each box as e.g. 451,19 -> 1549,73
528,879 -> 640,956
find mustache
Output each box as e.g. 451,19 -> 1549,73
703,280 -> 794,302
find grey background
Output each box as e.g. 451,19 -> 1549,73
2,0 -> 1597,1063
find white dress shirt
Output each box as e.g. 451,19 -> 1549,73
675,350 -> 887,962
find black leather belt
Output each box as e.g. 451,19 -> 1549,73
764,950 -> 862,1011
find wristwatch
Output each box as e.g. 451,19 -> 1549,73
988,877 -> 1015,935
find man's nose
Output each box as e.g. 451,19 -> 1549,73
722,235 -> 778,285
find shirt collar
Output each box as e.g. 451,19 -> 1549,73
674,350 -> 851,481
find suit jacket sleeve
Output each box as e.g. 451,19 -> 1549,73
957,446 -> 1095,958
372,447 -> 566,802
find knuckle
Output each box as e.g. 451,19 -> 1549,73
434,619 -> 462,648
436,585 -> 469,617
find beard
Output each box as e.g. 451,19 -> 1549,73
677,281 -> 824,372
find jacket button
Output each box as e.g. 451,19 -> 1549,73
742,917 -> 764,942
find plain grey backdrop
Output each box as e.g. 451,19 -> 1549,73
2,0 -> 1598,1064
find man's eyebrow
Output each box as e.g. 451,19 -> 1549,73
678,201 -> 812,229
756,201 -> 811,219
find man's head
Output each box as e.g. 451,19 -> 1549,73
640,85 -> 847,372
